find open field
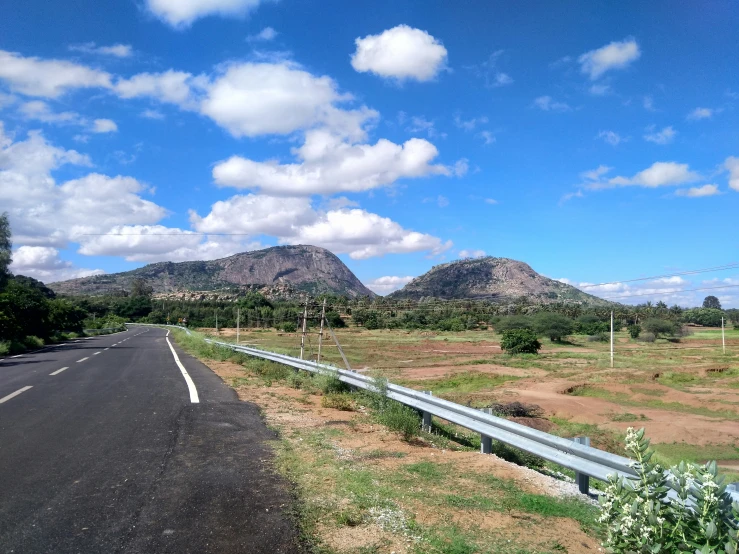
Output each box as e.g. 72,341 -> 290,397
204,325 -> 739,479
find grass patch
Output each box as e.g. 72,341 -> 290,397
404,461 -> 446,481
608,412 -> 650,422
398,371 -> 520,395
321,392 -> 355,411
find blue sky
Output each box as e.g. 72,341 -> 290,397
1,0 -> 737,306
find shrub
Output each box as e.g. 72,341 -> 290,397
598,427 -> 739,553
642,318 -> 679,338
533,312 -> 574,342
0,341 -> 9,356
575,314 -> 609,335
683,308 -> 726,327
500,329 -> 541,354
280,321 -> 297,333
627,324 -> 641,339
375,401 -> 420,441
640,332 -> 656,343
496,315 -> 534,332
437,317 -> 465,332
587,332 -> 609,342
321,393 -> 355,411
314,369 -> 348,394
23,335 -> 44,349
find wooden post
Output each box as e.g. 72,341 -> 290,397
299,301 -> 308,360
317,299 -> 326,363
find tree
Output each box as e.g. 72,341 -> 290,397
0,212 -> 11,291
702,295 -> 722,310
495,315 -> 533,332
130,278 -> 154,298
642,318 -> 679,339
682,308 -> 725,327
532,312 -> 573,342
500,329 -> 542,354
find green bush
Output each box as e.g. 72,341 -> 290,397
280,321 -> 297,333
495,315 -> 533,332
627,324 -> 641,339
23,335 -> 44,349
314,369 -> 348,394
683,307 -> 726,327
500,329 -> 541,354
574,314 -> 609,335
0,340 -> 9,356
375,400 -> 420,440
587,332 -> 609,342
532,312 -> 574,342
642,318 -> 680,338
321,392 -> 355,411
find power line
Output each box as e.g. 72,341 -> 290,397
600,283 -> 739,301
576,263 -> 739,289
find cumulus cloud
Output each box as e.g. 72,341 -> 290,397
580,165 -> 613,181
91,118 -> 117,133
9,245 -> 103,282
19,100 -> 81,125
190,193 -> 452,259
533,96 -> 570,112
212,129 -> 451,196
675,184 -> 720,197
578,38 -> 641,80
200,61 -> 376,139
140,109 -> 165,120
598,130 -> 623,146
246,27 -> 277,42
351,25 -> 448,82
459,249 -> 486,259
364,275 -> 414,295
590,161 -> 700,189
0,50 -> 112,98
454,114 -> 488,131
69,43 -> 133,58
687,107 -> 713,120
114,70 -> 201,108
644,125 -> 676,144
145,0 -> 269,28
725,156 -> 739,192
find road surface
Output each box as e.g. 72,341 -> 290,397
0,326 -> 304,553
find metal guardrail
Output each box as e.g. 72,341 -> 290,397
128,323 -> 739,502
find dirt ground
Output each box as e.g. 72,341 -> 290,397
204,357 -> 603,554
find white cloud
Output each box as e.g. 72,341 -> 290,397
533,95 -> 570,112
644,125 -> 676,145
351,25 -> 448,82
437,195 -> 449,208
580,165 -> 612,181
140,109 -> 165,120
466,50 -> 513,88
594,161 -> 700,189
675,184 -> 720,197
589,84 -> 611,95
598,130 -> 623,146
19,100 -> 81,125
578,38 -> 641,80
115,70 -> 201,108
725,156 -> 739,192
454,115 -> 488,131
643,95 -> 655,111
145,0 -> 268,28
484,198 -> 498,205
405,115 -> 444,138
9,245 -> 103,282
491,72 -> 513,87
364,275 -> 414,294
687,107 -> 713,120
0,92 -> 17,108
69,43 -> 133,58
246,27 -> 277,42
91,118 -> 117,133
459,249 -> 485,259
212,129 -> 450,195
200,61 -> 376,139
190,194 -> 452,260
478,131 -> 496,145
0,50 -> 112,98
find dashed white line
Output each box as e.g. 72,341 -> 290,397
50,367 -> 69,376
76,357 -> 89,363
93,351 -> 101,355
0,386 -> 33,404
11,355 -> 23,359
104,348 -> 109,351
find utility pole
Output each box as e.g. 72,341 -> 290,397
299,300 -> 308,360
236,307 -> 240,345
215,310 -> 218,333
317,299 -> 327,363
722,317 -> 726,355
610,310 -> 614,368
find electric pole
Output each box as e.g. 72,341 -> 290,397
317,299 -> 326,363
215,310 -> 218,333
722,317 -> 726,355
610,310 -> 614,368
236,307 -> 240,345
299,300 -> 308,360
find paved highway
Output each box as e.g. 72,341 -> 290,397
0,327 -> 304,553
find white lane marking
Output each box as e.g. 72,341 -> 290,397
76,357 -> 89,363
11,355 -> 23,358
0,386 -> 33,404
93,351 -> 101,355
104,348 -> 109,351
165,335 -> 199,404
50,367 -> 69,376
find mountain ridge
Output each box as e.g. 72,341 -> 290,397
49,245 -> 376,298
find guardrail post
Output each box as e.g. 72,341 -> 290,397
574,436 -> 591,494
479,408 -> 493,454
421,391 -> 433,432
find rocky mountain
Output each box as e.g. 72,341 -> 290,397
49,245 -> 376,298
387,256 -> 609,305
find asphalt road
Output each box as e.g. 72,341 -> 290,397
0,327 -> 305,553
